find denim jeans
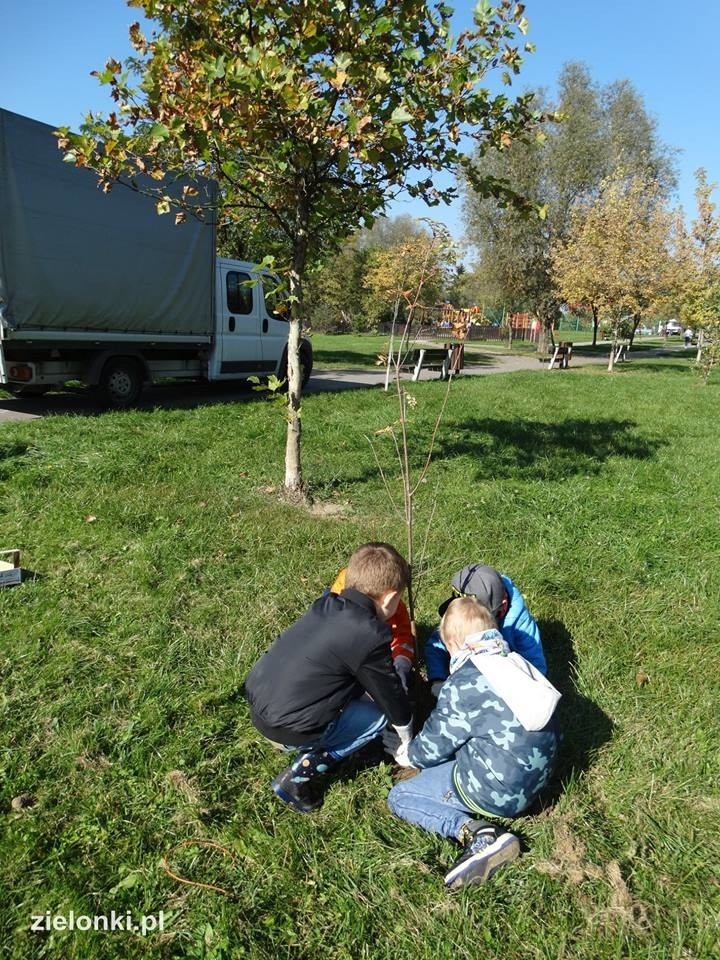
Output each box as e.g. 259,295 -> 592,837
388,761 -> 480,840
288,695 -> 387,761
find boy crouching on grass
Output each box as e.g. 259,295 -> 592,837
245,542 -> 413,813
388,597 -> 560,889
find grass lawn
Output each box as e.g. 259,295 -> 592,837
1,359 -> 719,959
308,332 -> 683,369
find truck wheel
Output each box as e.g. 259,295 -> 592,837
278,341 -> 313,389
100,359 -> 143,408
299,340 -> 313,388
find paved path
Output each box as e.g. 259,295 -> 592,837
0,346 -> 685,423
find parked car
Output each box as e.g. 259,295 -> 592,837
664,319 -> 683,335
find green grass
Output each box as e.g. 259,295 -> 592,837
308,332 -> 685,369
1,359 -> 719,959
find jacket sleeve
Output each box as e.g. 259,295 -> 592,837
501,577 -> 547,676
408,682 -> 472,768
355,639 -> 412,727
389,600 -> 415,665
423,625 -> 450,683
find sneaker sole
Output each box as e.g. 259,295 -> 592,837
444,834 -> 520,889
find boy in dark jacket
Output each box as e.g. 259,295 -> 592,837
245,542 -> 413,813
389,596 -> 559,889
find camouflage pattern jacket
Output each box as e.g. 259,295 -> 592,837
408,660 -> 558,817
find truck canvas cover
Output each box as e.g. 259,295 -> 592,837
0,109 -> 215,337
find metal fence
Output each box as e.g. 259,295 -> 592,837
377,322 -> 538,343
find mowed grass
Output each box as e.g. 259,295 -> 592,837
308,331 -> 681,369
1,360 -> 719,959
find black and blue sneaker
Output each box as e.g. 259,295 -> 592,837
444,825 -> 520,889
271,766 -> 323,813
271,749 -> 335,813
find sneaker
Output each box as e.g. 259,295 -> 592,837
271,766 -> 323,813
444,826 -> 520,889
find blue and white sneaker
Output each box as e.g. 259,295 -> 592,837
444,826 -> 520,889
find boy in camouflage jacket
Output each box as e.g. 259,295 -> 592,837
388,597 -> 558,889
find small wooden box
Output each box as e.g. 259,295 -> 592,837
0,549 -> 22,587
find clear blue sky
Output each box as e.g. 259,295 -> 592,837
1,0 -> 718,241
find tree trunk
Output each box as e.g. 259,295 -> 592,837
536,318 -> 548,355
591,303 -> 599,346
608,329 -> 617,372
629,312 -> 640,347
284,193 -> 310,502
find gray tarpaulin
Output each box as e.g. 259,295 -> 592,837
0,109 -> 216,337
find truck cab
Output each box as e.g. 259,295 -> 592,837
212,259 -> 295,381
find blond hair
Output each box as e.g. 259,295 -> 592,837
345,542 -> 409,599
440,596 -> 496,648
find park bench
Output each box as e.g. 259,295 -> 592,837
405,344 -> 464,381
613,340 -> 630,363
546,341 -> 573,370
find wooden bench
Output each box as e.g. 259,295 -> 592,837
613,340 -> 630,363
404,344 -> 464,381
547,341 -> 573,370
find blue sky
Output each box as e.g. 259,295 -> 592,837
1,0 -> 718,242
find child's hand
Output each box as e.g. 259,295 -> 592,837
393,721 -> 413,746
393,742 -> 416,768
394,655 -> 412,692
382,727 -> 400,756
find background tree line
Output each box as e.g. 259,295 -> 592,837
242,59 -> 719,380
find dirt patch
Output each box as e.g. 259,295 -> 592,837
10,793 -> 37,813
605,860 -> 650,934
76,752 -> 111,771
166,769 -> 202,805
535,817 -> 603,884
535,816 -> 650,935
309,501 -> 349,517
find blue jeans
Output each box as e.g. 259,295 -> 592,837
287,695 -> 387,761
388,761 -> 479,840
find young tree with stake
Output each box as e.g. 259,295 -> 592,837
62,0 -> 541,500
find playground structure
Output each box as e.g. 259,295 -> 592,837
411,304 -> 541,343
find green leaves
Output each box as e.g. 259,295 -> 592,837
390,106 -> 414,125
373,16 -> 394,36
149,122 -> 170,143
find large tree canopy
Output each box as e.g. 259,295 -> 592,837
461,61 -> 676,343
63,0 -> 542,496
552,171 -> 676,369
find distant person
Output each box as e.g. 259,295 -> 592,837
387,597 -> 560,889
684,327 -> 693,348
425,564 -> 546,697
245,543 -> 413,812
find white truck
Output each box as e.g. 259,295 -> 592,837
0,109 -> 311,406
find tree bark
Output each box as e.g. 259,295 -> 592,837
284,191 -> 310,502
537,318 -> 548,355
591,303 -> 599,346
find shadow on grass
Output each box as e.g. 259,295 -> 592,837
0,379 -> 265,420
534,618 -> 614,811
436,417 -> 666,482
312,348 -> 380,368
